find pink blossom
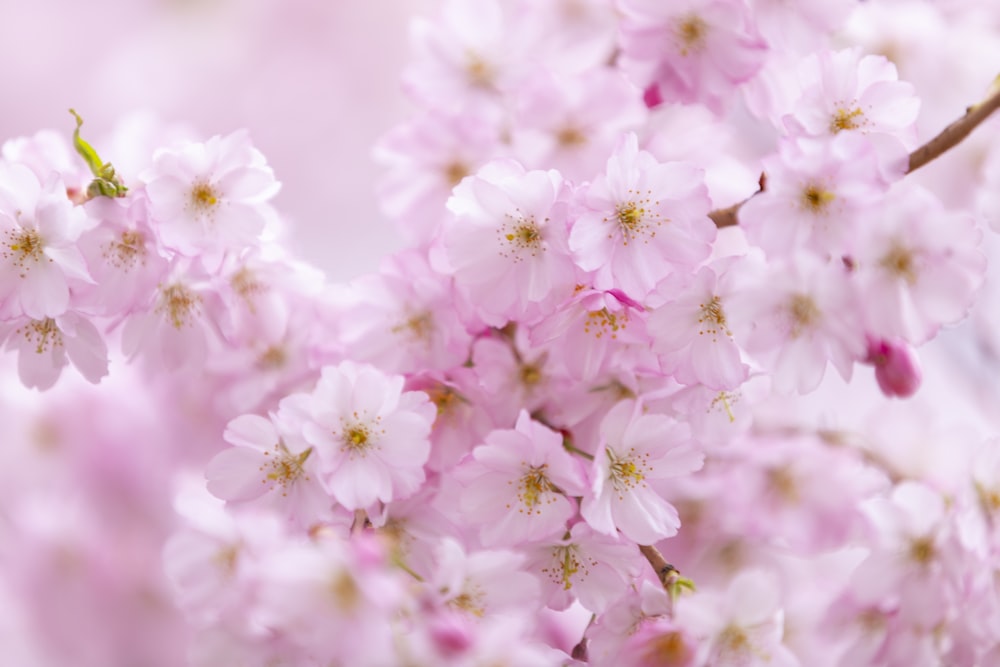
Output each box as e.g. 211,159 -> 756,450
530,287 -> 653,381
782,48 -> 920,158
404,0 -> 524,112
205,413 -> 333,527
428,538 -> 541,618
581,398 -> 703,545
854,185 -> 985,344
470,331 -> 567,427
511,68 -> 646,183
289,361 -> 435,510
587,580 -> 674,665
0,312 -> 108,390
618,0 -> 768,114
729,256 -> 867,394
738,134 -> 891,258
74,195 -> 169,317
405,369 -> 496,473
849,482 -> 953,629
568,133 -> 714,300
375,109 -> 501,243
442,158 -> 577,327
120,261 -> 217,372
458,411 -> 588,547
251,534 -> 401,665
677,570 -> 799,667
0,163 -> 93,320
337,249 -> 473,375
749,0 -> 855,53
647,262 -> 749,390
526,521 -> 644,613
141,130 -> 280,263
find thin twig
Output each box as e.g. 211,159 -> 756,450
909,82 -> 1000,172
638,544 -> 678,589
706,81 -> 1000,228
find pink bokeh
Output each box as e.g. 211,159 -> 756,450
0,0 -> 433,279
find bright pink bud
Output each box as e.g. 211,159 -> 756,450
643,83 -> 664,109
865,336 -> 922,398
428,612 -> 475,657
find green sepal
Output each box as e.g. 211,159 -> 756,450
69,109 -> 128,198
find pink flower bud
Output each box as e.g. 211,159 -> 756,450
864,336 -> 922,398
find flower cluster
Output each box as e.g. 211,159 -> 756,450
3,1 -> 1000,666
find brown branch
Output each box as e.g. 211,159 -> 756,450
639,544 -> 679,590
707,81 -> 1000,228
909,81 -> 1000,172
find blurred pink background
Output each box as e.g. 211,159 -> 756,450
0,0 -> 434,280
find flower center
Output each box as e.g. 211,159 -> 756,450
520,361 -> 544,388
465,53 -> 495,89
584,308 -> 627,340
260,442 -> 312,496
643,631 -> 692,665
606,446 -> 649,495
879,242 -> 917,284
674,15 -> 708,56
105,230 -> 146,270
788,293 -> 820,338
17,318 -> 63,354
610,193 -> 662,246
4,228 -> 44,270
448,586 -> 486,617
515,464 -> 557,512
499,216 -> 544,261
543,544 -> 592,591
698,295 -> 731,339
256,345 -> 287,370
800,184 -> 836,213
556,125 -> 587,147
830,105 -> 866,133
340,416 -> 383,458
392,311 -> 434,343
156,283 -> 201,329
909,536 -> 936,565
190,181 -> 219,212
443,161 -> 469,186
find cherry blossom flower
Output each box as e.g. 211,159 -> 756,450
677,570 -> 799,667
74,195 -> 169,317
337,249 -> 473,375
120,261 -> 217,372
526,521 -> 644,613
647,261 -> 749,390
288,361 -> 436,510
0,163 -> 93,320
738,134 -> 891,258
458,411 -> 588,547
427,538 -> 541,619
0,312 -> 107,390
853,185 -> 985,344
581,398 -> 703,544
729,256 -> 867,394
618,0 -> 768,114
530,286 -> 653,381
205,413 -> 332,527
782,48 -> 920,160
568,133 -> 714,300
511,68 -> 646,183
141,130 -> 280,264
375,109 -> 501,243
442,158 -> 577,327
404,0 -> 524,112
